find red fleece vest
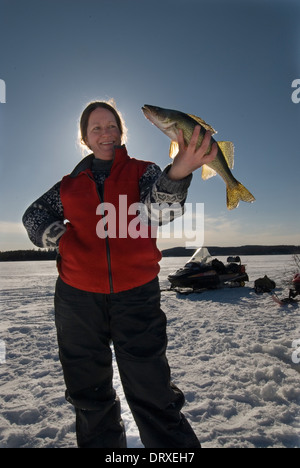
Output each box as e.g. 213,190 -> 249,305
58,146 -> 162,293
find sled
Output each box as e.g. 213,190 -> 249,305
271,292 -> 299,306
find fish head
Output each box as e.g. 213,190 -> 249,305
142,105 -> 183,141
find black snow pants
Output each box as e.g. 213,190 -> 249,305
54,276 -> 201,448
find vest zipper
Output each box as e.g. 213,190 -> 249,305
86,173 -> 114,293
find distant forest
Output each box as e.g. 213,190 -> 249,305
162,245 -> 300,257
0,249 -> 57,262
0,245 -> 300,261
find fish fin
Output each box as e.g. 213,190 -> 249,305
202,164 -> 217,180
187,114 -> 217,134
169,141 -> 179,159
227,182 -> 256,210
218,141 -> 234,169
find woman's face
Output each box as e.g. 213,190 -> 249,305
85,107 -> 122,160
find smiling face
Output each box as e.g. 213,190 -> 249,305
85,107 -> 122,160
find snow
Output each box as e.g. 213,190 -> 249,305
0,255 -> 299,448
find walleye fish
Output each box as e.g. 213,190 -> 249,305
142,105 -> 255,210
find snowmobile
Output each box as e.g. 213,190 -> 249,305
167,247 -> 249,292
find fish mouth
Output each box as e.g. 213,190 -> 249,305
142,105 -> 166,126
142,104 -> 175,134
142,106 -> 155,124
142,105 -> 152,118
142,105 -> 159,117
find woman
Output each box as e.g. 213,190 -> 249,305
23,100 -> 217,448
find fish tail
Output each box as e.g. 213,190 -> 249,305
227,182 -> 255,210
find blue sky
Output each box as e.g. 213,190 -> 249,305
0,0 -> 299,251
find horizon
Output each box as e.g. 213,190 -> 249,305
1,243 -> 300,254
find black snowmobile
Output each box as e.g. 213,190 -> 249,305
168,248 -> 249,292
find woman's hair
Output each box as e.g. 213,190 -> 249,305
79,99 -> 127,148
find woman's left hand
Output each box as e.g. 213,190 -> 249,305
167,125 -> 218,181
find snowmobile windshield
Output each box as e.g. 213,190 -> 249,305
186,247 -> 212,265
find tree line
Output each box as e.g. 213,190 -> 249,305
0,249 -> 57,261
0,245 -> 300,262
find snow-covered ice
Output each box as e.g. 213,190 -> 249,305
0,255 -> 299,448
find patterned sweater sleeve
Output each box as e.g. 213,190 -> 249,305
139,163 -> 192,225
22,182 -> 66,248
